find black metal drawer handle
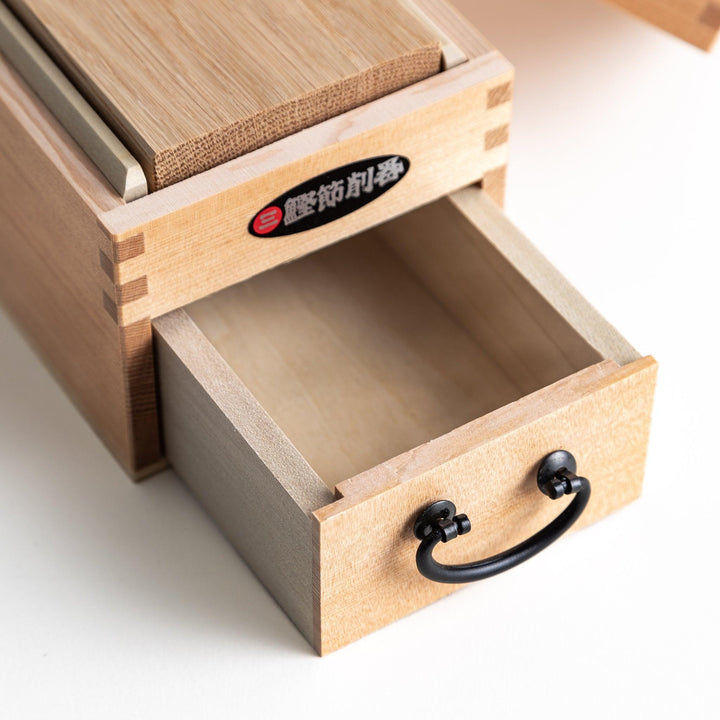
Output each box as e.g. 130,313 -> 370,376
414,451 -> 591,584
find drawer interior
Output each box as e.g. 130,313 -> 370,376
183,192 -> 608,489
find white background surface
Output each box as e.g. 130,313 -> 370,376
1,0 -> 718,717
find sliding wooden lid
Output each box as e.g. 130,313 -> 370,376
6,0 -> 443,191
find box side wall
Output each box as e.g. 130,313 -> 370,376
0,56 -> 161,476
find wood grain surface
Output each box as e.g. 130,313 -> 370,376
6,0 -> 445,189
184,195 -> 602,488
154,310 -> 333,644
314,356 -> 657,654
0,54 -> 162,476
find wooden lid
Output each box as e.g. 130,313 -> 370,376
7,0 -> 443,190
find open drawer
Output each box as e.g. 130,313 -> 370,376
153,187 -> 657,655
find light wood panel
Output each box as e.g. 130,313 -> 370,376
606,0 -> 720,50
314,356 -> 657,654
0,54 -> 161,476
7,0 -> 446,189
185,198 -> 601,488
186,235 -> 520,488
154,311 -> 333,644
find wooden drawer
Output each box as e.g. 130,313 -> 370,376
153,187 -> 657,655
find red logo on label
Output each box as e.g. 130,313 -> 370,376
252,206 -> 283,235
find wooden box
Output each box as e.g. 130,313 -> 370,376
0,0 -> 656,654
0,0 -> 513,477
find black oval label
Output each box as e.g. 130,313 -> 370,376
249,155 -> 410,237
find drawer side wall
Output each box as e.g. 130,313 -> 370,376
154,310 -> 334,643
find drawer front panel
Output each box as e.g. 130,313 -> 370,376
313,357 -> 657,654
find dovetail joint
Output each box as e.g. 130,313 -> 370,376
485,124 -> 510,151
99,232 -> 148,322
487,81 -> 513,109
